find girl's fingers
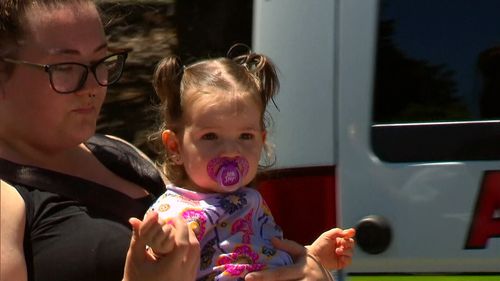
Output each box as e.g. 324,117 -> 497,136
185,225 -> 201,274
337,235 -> 355,250
141,212 -> 168,246
322,228 -> 345,240
160,224 -> 175,253
161,217 -> 190,260
150,223 -> 175,255
342,228 -> 356,238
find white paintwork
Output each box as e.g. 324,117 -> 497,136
253,0 -> 500,275
253,0 -> 336,168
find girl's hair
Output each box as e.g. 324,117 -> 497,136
150,46 -> 279,185
0,0 -> 96,74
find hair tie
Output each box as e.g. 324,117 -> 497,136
226,43 -> 252,60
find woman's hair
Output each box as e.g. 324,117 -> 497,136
0,0 -> 96,74
150,46 -> 280,185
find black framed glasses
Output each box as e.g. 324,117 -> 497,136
1,51 -> 128,94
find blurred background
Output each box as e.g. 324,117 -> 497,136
97,0 -> 253,158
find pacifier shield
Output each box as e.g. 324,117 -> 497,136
207,157 -> 249,188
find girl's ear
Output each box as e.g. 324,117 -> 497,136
262,130 -> 267,143
162,130 -> 180,153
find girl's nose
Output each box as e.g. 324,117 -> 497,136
220,141 -> 240,157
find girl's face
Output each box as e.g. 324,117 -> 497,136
173,90 -> 265,193
0,3 -> 108,152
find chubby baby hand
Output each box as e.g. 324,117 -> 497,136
140,211 -> 177,258
307,227 -> 356,270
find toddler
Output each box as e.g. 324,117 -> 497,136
146,46 -> 354,280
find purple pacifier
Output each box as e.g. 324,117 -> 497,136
207,157 -> 249,188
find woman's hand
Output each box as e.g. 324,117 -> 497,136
244,237 -> 331,281
122,212 -> 200,281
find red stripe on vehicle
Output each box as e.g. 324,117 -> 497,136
256,166 -> 337,245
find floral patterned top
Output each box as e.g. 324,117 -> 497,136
147,185 -> 293,281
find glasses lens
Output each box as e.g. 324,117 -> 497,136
95,53 -> 125,86
49,63 -> 87,93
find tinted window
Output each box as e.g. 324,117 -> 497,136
372,0 -> 500,162
374,0 -> 500,124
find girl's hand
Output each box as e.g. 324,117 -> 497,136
307,228 -> 356,270
244,237 -> 331,281
122,212 -> 200,281
140,211 -> 176,257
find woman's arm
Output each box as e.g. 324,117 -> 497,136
0,181 -> 28,281
245,238 -> 333,281
246,227 -> 356,280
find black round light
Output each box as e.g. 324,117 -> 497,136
355,215 -> 392,254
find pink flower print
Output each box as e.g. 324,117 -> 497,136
216,245 -> 266,277
181,209 -> 207,241
231,209 -> 254,244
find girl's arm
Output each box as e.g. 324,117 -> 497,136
122,213 -> 200,281
245,237 -> 333,281
307,228 -> 356,270
0,181 -> 28,281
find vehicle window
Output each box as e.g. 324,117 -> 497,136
371,0 -> 500,162
373,0 -> 500,123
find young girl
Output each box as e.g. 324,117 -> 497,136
146,47 -> 355,280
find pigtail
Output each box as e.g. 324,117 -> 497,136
150,56 -> 186,183
245,53 -> 280,109
153,56 -> 183,123
229,45 -> 280,110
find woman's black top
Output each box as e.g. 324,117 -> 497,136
0,134 -> 165,281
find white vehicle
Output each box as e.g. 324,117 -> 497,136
253,0 -> 500,279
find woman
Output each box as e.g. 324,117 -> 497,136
0,1 -> 351,280
0,1 -> 198,280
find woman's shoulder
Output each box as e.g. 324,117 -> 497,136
0,180 -> 26,240
86,134 -> 166,196
0,180 -> 28,281
1,180 -> 26,212
86,134 -> 151,162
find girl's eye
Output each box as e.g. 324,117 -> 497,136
201,133 -> 217,140
240,133 -> 254,140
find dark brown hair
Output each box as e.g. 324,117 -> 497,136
150,47 -> 280,184
0,0 -> 97,74
1,0 -> 97,52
